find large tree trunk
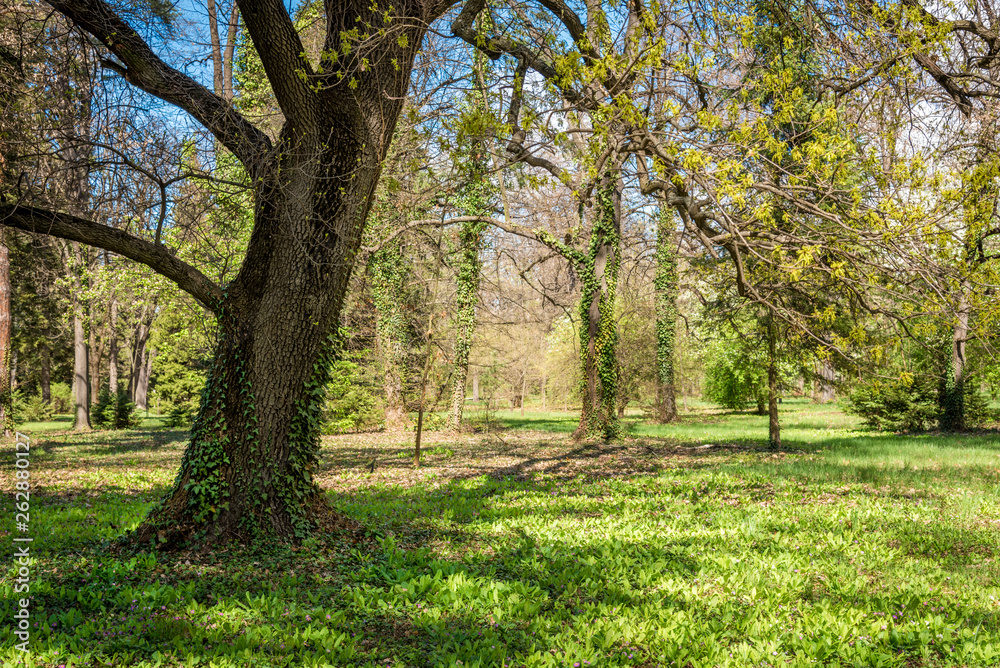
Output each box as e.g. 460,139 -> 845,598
0,233 -> 10,435
130,59 -> 421,547
2,0 -> 431,548
654,208 -> 679,423
941,294 -> 970,431
575,169 -> 622,441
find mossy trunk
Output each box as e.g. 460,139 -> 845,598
940,295 -> 970,431
767,316 -> 780,447
575,171 -> 622,441
370,245 -> 411,432
0,233 -> 10,436
128,73 -> 416,547
449,218 -> 485,430
654,208 -> 678,423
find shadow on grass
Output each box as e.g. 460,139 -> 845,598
7,410 -> 1000,665
7,459 -> 1000,666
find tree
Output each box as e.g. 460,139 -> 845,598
1,0 -> 455,546
654,208 -> 679,422
447,65 -> 493,430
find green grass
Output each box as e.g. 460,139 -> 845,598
16,413 -> 170,434
3,403 -> 1000,667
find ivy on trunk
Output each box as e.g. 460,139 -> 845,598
0,0 -> 441,547
654,208 -> 679,423
575,171 -> 622,441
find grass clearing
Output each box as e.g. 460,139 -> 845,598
2,402 -> 1000,667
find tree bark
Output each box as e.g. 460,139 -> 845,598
207,0 -> 225,96
816,359 -> 836,404
40,344 -> 51,403
0,233 -> 11,435
89,299 -> 103,405
575,169 -> 623,441
767,315 -> 780,447
129,306 -> 153,403
135,347 -> 154,411
71,242 -> 91,430
941,294 -> 970,431
108,298 -> 118,391
654,208 -> 678,423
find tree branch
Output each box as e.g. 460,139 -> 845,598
452,0 -> 583,103
45,0 -> 272,177
0,204 -> 224,312
235,0 -> 317,124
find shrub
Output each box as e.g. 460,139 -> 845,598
846,377 -> 939,432
847,373 -> 993,432
92,385 -> 141,430
164,402 -> 195,429
321,359 -> 382,434
50,382 -> 73,414
960,383 -> 992,427
7,388 -> 25,429
21,394 -> 54,422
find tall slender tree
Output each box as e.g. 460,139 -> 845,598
654,207 -> 679,423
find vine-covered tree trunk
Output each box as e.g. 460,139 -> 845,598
654,208 -> 679,423
575,171 -> 622,440
0,233 -> 10,436
940,294 -> 970,431
448,50 -> 491,431
133,122 -> 403,545
449,217 -> 485,430
767,315 -> 780,447
370,245 -> 410,432
128,9 -> 427,545
2,0 -> 434,547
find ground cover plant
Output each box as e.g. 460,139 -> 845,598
2,400 -> 1000,667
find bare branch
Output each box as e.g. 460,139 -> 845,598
0,203 -> 224,312
45,0 -> 272,176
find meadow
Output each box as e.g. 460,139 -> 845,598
2,400 -> 1000,667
